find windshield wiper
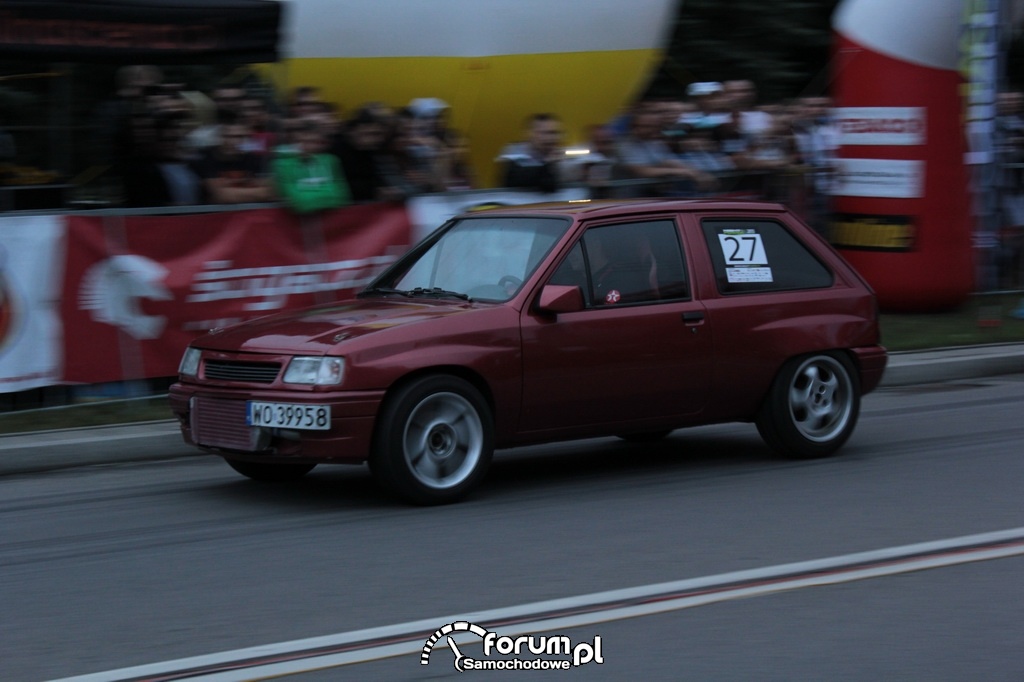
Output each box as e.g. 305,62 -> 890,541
357,287 -> 414,298
407,287 -> 471,301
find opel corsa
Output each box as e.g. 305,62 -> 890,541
170,200 -> 887,504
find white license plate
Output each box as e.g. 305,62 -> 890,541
247,402 -> 331,430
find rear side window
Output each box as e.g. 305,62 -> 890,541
701,219 -> 833,294
548,219 -> 689,307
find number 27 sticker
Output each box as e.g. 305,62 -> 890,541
718,231 -> 768,265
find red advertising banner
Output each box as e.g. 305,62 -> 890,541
61,204 -> 412,384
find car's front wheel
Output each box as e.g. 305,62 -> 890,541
225,459 -> 317,482
370,375 -> 494,505
756,352 -> 860,459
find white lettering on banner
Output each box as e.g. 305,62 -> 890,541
79,255 -> 172,339
834,107 -> 926,146
831,158 -> 925,199
186,254 -> 399,311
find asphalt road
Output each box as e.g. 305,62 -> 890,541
2,374 -> 1024,681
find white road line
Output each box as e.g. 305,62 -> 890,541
52,527 -> 1024,682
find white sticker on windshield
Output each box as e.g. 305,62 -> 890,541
718,229 -> 773,283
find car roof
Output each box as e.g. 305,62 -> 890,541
457,197 -> 789,220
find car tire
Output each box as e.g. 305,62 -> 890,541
225,459 -> 317,482
370,375 -> 494,505
756,352 -> 860,459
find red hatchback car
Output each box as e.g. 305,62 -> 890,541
169,200 -> 887,504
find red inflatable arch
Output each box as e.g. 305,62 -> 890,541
831,0 -> 974,311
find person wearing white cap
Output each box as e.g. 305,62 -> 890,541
681,81 -> 731,130
408,97 -> 450,119
686,81 -> 722,98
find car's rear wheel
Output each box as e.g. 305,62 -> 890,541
370,375 -> 493,505
756,352 -> 860,459
225,458 -> 317,482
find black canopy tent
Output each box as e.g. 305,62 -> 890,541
0,0 -> 282,64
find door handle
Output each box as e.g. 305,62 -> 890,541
682,311 -> 705,323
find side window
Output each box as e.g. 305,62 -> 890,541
547,219 -> 688,307
701,219 -> 834,294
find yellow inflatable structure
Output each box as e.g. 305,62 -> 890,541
266,0 -> 680,186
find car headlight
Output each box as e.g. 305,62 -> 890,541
179,347 -> 201,377
283,356 -> 345,385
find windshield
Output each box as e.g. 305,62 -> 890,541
367,216 -> 571,302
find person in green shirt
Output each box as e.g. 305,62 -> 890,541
272,118 -> 351,213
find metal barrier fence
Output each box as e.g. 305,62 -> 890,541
1,162 -> 1022,413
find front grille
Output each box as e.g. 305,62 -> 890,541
192,397 -> 259,451
203,359 -> 281,384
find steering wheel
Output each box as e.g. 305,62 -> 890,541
466,276 -> 524,300
497,275 -> 523,293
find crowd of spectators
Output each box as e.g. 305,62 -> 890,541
498,80 -> 842,233
94,67 -> 477,212
27,65 -> 1024,258
9,63 -> 1018,289
91,67 -> 845,226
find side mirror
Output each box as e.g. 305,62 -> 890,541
536,284 -> 584,314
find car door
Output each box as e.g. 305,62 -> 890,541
690,213 -> 849,418
518,217 -> 712,434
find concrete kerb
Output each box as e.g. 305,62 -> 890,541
0,420 -> 194,477
0,343 -> 1022,476
879,342 -> 1024,387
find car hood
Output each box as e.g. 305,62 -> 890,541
195,298 -> 480,354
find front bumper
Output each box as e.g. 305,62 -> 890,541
168,382 -> 386,464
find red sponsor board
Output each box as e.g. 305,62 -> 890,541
61,204 -> 412,383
